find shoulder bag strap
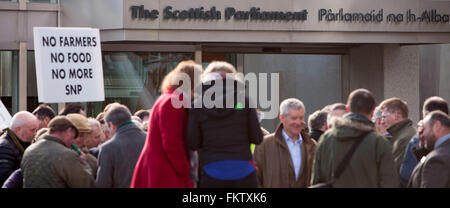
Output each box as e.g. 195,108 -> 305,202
332,130 -> 371,180
6,128 -> 25,155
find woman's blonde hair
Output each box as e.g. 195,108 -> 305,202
161,60 -> 203,92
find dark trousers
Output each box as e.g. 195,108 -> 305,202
198,170 -> 258,188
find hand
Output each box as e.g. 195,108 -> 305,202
79,151 -> 87,163
417,120 -> 425,148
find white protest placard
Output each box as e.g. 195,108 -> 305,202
33,27 -> 104,103
0,99 -> 12,130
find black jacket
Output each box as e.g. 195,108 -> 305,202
0,130 -> 29,185
309,129 -> 324,142
187,77 -> 263,167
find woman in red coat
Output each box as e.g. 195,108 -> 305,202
130,60 -> 203,188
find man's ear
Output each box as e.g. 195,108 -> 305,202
279,114 -> 284,123
432,121 -> 441,134
13,126 -> 21,134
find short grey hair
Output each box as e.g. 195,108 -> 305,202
105,104 -> 132,126
87,118 -> 101,134
10,111 -> 37,130
279,98 -> 305,116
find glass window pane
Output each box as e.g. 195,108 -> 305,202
0,51 -> 19,115
25,51 -> 194,117
84,52 -> 194,117
0,0 -> 18,2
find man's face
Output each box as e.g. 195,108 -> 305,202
73,132 -> 89,148
107,122 -> 117,137
101,123 -> 112,143
35,115 -> 50,130
280,108 -> 305,138
16,119 -> 39,143
85,125 -> 103,149
62,127 -> 77,147
419,117 -> 437,150
381,110 -> 400,129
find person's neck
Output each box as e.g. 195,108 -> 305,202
436,130 -> 450,141
117,121 -> 133,130
48,133 -> 70,147
361,113 -> 372,121
12,132 -> 30,146
284,129 -> 299,141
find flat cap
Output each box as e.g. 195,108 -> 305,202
48,116 -> 79,138
66,113 -> 91,133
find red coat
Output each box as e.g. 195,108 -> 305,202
130,90 -> 193,188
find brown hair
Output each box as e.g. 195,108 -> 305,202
347,89 -> 375,115
380,97 -> 409,118
161,60 -> 203,92
427,110 -> 450,128
423,96 -> 448,115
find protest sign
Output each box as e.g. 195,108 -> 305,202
0,99 -> 11,130
33,27 -> 104,103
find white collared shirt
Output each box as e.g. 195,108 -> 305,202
281,129 -> 303,180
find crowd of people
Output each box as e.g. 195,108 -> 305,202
0,60 -> 449,188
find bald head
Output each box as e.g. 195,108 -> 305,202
9,111 -> 39,143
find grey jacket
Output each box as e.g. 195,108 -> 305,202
96,122 -> 146,188
408,138 -> 450,188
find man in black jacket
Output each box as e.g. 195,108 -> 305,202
0,111 -> 38,185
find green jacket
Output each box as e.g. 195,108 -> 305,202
21,135 -> 95,188
311,113 -> 399,188
386,119 -> 416,172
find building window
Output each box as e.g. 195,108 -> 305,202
0,0 -> 18,2
84,51 -> 194,117
27,51 -> 57,113
27,51 -> 194,116
0,51 -> 19,115
27,0 -> 57,3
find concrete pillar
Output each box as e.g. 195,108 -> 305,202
347,45 -> 384,104
341,54 -> 350,102
236,54 -> 244,73
19,0 -> 26,10
439,44 -> 450,105
19,42 -> 27,111
383,44 -> 420,124
195,45 -> 202,64
419,45 -> 441,119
